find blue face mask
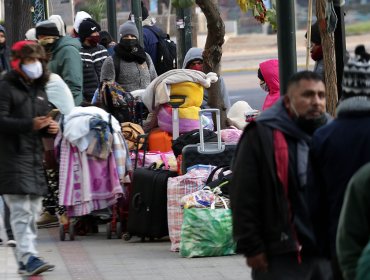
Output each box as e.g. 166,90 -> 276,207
21,61 -> 43,80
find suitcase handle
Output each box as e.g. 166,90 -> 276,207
198,109 -> 223,153
132,193 -> 143,211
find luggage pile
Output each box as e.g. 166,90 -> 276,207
87,71 -> 244,258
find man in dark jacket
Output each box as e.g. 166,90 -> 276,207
36,20 -> 83,106
311,59 -> 370,279
78,18 -> 108,104
231,71 -> 332,280
0,41 -> 58,276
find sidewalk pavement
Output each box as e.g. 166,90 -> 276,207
0,226 -> 252,280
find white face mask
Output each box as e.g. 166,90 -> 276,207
21,61 -> 43,80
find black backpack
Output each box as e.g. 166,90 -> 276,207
143,26 -> 177,75
172,129 -> 218,157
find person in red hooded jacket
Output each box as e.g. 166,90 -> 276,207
258,59 -> 280,111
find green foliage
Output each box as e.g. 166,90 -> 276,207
346,21 -> 370,35
80,0 -> 106,23
237,0 -> 277,30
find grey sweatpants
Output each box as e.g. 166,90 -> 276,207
3,194 -> 42,265
252,254 -> 333,280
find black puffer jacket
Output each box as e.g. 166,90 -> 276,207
0,71 -> 52,195
80,44 -> 108,103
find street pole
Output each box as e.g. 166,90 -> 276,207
333,1 -> 346,100
131,0 -> 144,47
175,7 -> 193,68
276,0 -> 297,95
106,0 -> 117,41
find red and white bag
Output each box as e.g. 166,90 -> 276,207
167,164 -> 215,252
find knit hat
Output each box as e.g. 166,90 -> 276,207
119,21 -> 139,38
342,60 -> 370,98
48,14 -> 66,36
10,40 -> 46,71
73,11 -> 92,33
78,18 -> 101,42
25,28 -> 37,41
35,20 -> 60,38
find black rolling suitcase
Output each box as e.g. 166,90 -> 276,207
127,163 -> 177,240
181,109 -> 237,174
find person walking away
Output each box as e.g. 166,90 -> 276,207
0,40 -> 58,276
231,71 -> 332,280
258,59 -> 280,111
182,47 -> 231,113
36,20 -> 83,106
78,19 -> 108,105
311,59 -> 370,280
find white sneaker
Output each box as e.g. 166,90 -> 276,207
6,240 -> 16,247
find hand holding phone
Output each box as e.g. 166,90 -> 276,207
47,109 -> 60,120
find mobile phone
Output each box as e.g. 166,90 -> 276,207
47,109 -> 60,119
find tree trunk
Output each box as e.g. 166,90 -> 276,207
195,0 -> 227,128
4,0 -> 33,45
316,0 -> 338,116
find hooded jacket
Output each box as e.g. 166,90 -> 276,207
48,35 -> 83,106
182,47 -> 231,112
0,25 -> 10,73
259,59 -> 280,111
231,100 -> 330,258
0,71 -> 52,196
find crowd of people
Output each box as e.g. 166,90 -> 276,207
0,2 -> 369,279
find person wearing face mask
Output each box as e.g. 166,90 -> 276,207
306,21 -> 324,79
78,18 -> 108,104
258,59 -> 280,111
311,59 -> 370,280
0,41 -> 58,276
182,47 -> 231,113
100,21 -> 157,91
231,71 -> 333,280
36,20 -> 83,106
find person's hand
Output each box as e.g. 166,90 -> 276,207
246,253 -> 268,272
33,116 -> 52,131
47,120 -> 59,135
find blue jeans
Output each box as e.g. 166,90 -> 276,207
3,194 -> 42,264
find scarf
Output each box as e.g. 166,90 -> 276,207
257,99 -> 331,187
114,40 -> 147,65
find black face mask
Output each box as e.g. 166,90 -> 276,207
43,42 -> 57,53
293,113 -> 327,135
119,38 -> 138,51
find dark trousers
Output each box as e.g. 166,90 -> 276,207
252,254 -> 333,280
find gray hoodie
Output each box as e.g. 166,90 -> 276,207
182,47 -> 231,112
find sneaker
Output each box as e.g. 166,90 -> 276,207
37,212 -> 59,228
26,256 -> 55,276
17,262 -> 26,275
6,240 -> 16,247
